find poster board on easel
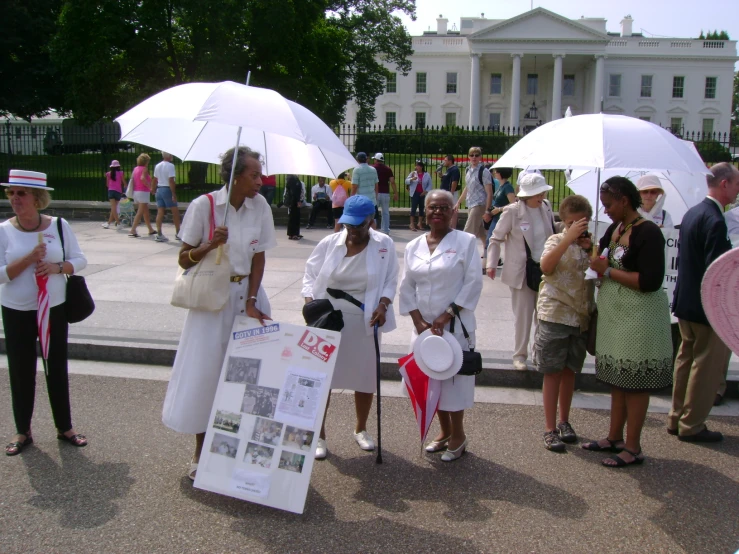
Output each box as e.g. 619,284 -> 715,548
194,316 -> 340,514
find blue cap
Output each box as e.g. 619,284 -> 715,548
338,195 -> 375,226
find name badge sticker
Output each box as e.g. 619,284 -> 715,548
520,221 -> 530,232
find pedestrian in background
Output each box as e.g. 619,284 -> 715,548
455,147 -> 493,263
437,155 -> 460,228
373,153 -> 397,234
285,175 -> 305,240
535,195 -> 594,452
259,174 -> 277,205
152,152 -> 182,242
351,152 -> 379,228
128,153 -> 156,238
405,160 -> 432,231
307,177 -> 334,229
1,170 -> 88,455
668,163 -> 739,441
102,160 -> 124,229
329,172 -> 352,233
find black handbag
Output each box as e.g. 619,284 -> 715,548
302,299 -> 344,331
449,309 -> 483,376
57,218 -> 95,323
522,208 -> 556,292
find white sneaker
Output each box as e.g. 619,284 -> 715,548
353,430 -> 375,451
175,233 -> 181,241
101,222 -> 110,229
155,233 -> 169,242
512,359 -> 528,371
315,438 -> 327,460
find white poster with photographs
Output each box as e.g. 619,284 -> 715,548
194,317 -> 341,514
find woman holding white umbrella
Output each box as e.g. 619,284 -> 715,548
583,176 -> 672,467
162,146 -> 276,480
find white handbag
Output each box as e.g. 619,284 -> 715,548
171,194 -> 231,311
125,176 -> 134,198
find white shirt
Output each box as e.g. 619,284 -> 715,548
311,184 -> 332,202
154,161 -> 176,188
302,228 -> 399,335
0,218 -> 87,310
399,230 -> 483,332
726,206 -> 739,248
526,206 -> 547,262
180,187 -> 277,276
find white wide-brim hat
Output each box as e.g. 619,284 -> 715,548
517,172 -> 551,197
636,174 -> 664,192
412,329 -> 464,381
2,170 -> 54,190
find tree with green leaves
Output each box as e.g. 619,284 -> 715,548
45,0 -> 414,126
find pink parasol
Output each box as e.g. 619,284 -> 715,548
398,352 -> 441,443
36,233 -> 50,373
701,248 -> 739,355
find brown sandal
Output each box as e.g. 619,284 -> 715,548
57,433 -> 88,447
5,434 -> 33,456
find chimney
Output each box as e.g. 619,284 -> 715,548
437,15 -> 448,35
620,15 -> 633,37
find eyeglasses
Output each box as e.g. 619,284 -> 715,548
427,205 -> 451,213
640,189 -> 661,195
5,190 -> 28,197
343,220 -> 370,230
469,153 -> 481,158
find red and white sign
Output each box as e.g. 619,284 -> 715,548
298,330 -> 337,362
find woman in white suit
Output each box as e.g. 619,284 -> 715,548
486,173 -> 557,370
400,190 -> 483,462
303,195 -> 399,459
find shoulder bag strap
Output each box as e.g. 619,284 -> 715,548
326,287 -> 365,311
56,217 -> 67,261
206,193 -> 215,241
450,304 -> 474,350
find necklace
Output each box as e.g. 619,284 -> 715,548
615,215 -> 642,242
15,213 -> 43,232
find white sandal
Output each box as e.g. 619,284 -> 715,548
425,436 -> 451,453
188,459 -> 199,481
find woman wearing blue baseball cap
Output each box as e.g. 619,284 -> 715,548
303,195 -> 399,459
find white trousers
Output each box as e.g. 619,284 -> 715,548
510,285 -> 537,362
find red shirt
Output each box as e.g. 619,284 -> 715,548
373,162 -> 394,194
415,172 -> 424,194
261,175 -> 276,187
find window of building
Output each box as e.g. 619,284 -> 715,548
705,77 -> 717,99
446,72 -> 457,94
526,74 -> 538,95
638,116 -> 651,122
489,113 -> 501,129
416,72 -> 427,94
609,74 -> 621,97
670,117 -> 683,133
490,73 -> 502,95
386,73 -> 397,94
445,112 -> 457,127
672,76 -> 684,98
385,112 -> 396,128
640,75 -> 653,98
563,75 -> 575,96
415,112 -> 426,128
702,118 -> 714,134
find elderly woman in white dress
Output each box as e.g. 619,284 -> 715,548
487,173 -> 557,370
162,146 -> 276,480
399,190 -> 483,462
303,195 -> 398,460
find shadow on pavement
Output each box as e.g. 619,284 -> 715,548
326,451 -> 588,521
20,444 -> 134,529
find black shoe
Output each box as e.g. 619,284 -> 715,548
544,430 -> 566,452
306,224 -> 314,229
678,428 -> 723,442
714,394 -> 724,406
557,421 -> 577,443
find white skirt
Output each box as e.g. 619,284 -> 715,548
407,327 -> 475,412
331,304 -> 379,393
162,283 -> 270,434
133,191 -> 151,204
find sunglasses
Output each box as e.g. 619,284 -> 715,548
640,189 -> 661,195
469,153 -> 481,158
5,190 -> 28,197
343,220 -> 370,230
427,205 -> 451,213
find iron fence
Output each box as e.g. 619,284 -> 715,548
1,119 -> 737,209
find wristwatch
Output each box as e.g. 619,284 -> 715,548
445,305 -> 456,317
379,299 -> 390,309
603,267 -> 613,279
57,262 -> 64,274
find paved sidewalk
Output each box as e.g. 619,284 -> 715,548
1,220 -> 736,391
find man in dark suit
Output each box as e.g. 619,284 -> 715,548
668,162 -> 739,442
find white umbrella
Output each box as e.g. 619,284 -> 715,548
115,81 -> 357,178
493,114 -> 708,174
566,169 -> 707,226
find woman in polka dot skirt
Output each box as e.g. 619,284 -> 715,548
583,177 -> 672,468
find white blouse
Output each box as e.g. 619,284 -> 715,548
399,230 -> 483,331
0,218 -> 87,310
180,187 -> 277,275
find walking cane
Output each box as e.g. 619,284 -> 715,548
373,322 -> 382,464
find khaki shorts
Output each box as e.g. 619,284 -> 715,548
533,320 -> 587,374
464,204 -> 487,242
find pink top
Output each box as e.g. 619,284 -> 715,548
132,165 -> 151,192
106,170 -> 125,193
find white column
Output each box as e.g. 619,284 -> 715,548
510,53 -> 522,129
593,55 -> 605,113
469,53 -> 481,127
551,54 -> 564,120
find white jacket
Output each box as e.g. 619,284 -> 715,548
302,228 -> 399,335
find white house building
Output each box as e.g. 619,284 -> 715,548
346,8 -> 738,134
